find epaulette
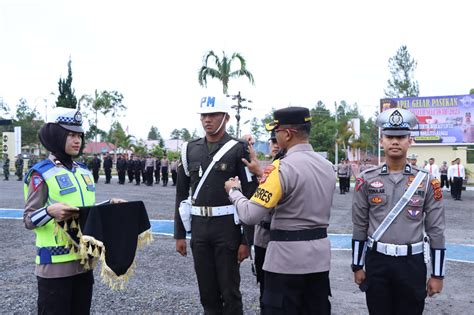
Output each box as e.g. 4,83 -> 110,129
76,161 -> 88,169
24,159 -> 55,184
412,165 -> 428,174
363,165 -> 382,175
188,138 -> 201,144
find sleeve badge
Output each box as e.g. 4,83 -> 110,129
31,174 -> 44,191
260,165 -> 276,184
355,177 -> 365,191
431,179 -> 442,201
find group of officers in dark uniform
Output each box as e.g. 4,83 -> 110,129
86,152 -> 177,186
173,93 -> 446,315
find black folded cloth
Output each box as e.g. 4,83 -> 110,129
57,201 -> 153,289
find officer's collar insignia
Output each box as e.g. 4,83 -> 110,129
380,164 -> 388,174
404,164 -> 412,174
55,174 -> 73,189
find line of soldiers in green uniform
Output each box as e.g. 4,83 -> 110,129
2,153 -> 38,181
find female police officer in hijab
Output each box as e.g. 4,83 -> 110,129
23,109 -> 123,314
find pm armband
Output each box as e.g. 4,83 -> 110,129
431,248 -> 446,277
352,239 -> 367,270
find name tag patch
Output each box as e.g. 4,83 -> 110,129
60,187 -> 77,195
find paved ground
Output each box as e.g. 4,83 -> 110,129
1,176 -> 473,314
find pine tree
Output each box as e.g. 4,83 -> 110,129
56,58 -> 78,108
385,45 -> 419,98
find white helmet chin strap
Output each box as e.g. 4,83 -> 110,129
209,113 -> 227,136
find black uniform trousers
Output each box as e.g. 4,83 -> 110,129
254,245 -> 267,310
190,215 -> 243,315
451,177 -> 463,200
104,168 -> 112,183
92,169 -> 99,183
364,250 -> 426,315
146,167 -> 154,186
263,270 -> 331,315
440,174 -> 449,189
338,177 -> 349,194
118,170 -> 126,184
37,271 -> 94,315
171,169 -> 177,186
154,169 -> 160,184
161,167 -> 168,186
134,169 -> 141,185
127,169 -> 134,183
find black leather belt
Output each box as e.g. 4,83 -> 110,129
259,221 -> 271,230
270,228 -> 327,241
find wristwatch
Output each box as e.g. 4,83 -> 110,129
229,186 -> 242,194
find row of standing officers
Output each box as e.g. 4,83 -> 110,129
87,153 -> 178,186
174,95 -> 446,315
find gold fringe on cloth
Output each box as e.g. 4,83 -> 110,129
56,222 -> 154,290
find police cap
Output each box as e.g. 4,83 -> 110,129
407,153 -> 418,160
269,129 -> 276,141
265,106 -> 312,131
376,108 -> 417,136
50,108 -> 84,133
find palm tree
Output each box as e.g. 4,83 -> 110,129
198,50 -> 255,94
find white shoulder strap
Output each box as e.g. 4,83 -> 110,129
181,141 -> 189,177
192,139 -> 238,201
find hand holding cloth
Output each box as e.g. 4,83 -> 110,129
57,201 -> 153,289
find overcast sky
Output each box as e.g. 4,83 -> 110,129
1,0 -> 473,140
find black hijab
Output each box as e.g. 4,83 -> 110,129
38,123 -> 84,169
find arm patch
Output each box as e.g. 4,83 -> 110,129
250,159 -> 282,208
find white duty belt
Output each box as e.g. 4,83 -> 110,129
368,237 -> 423,257
191,205 -> 236,217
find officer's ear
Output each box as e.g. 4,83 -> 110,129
224,113 -> 230,122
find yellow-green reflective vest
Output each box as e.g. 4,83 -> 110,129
24,160 -> 96,264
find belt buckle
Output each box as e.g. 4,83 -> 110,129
200,206 -> 212,217
385,244 -> 398,256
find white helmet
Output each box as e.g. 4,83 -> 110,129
197,94 -> 231,114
